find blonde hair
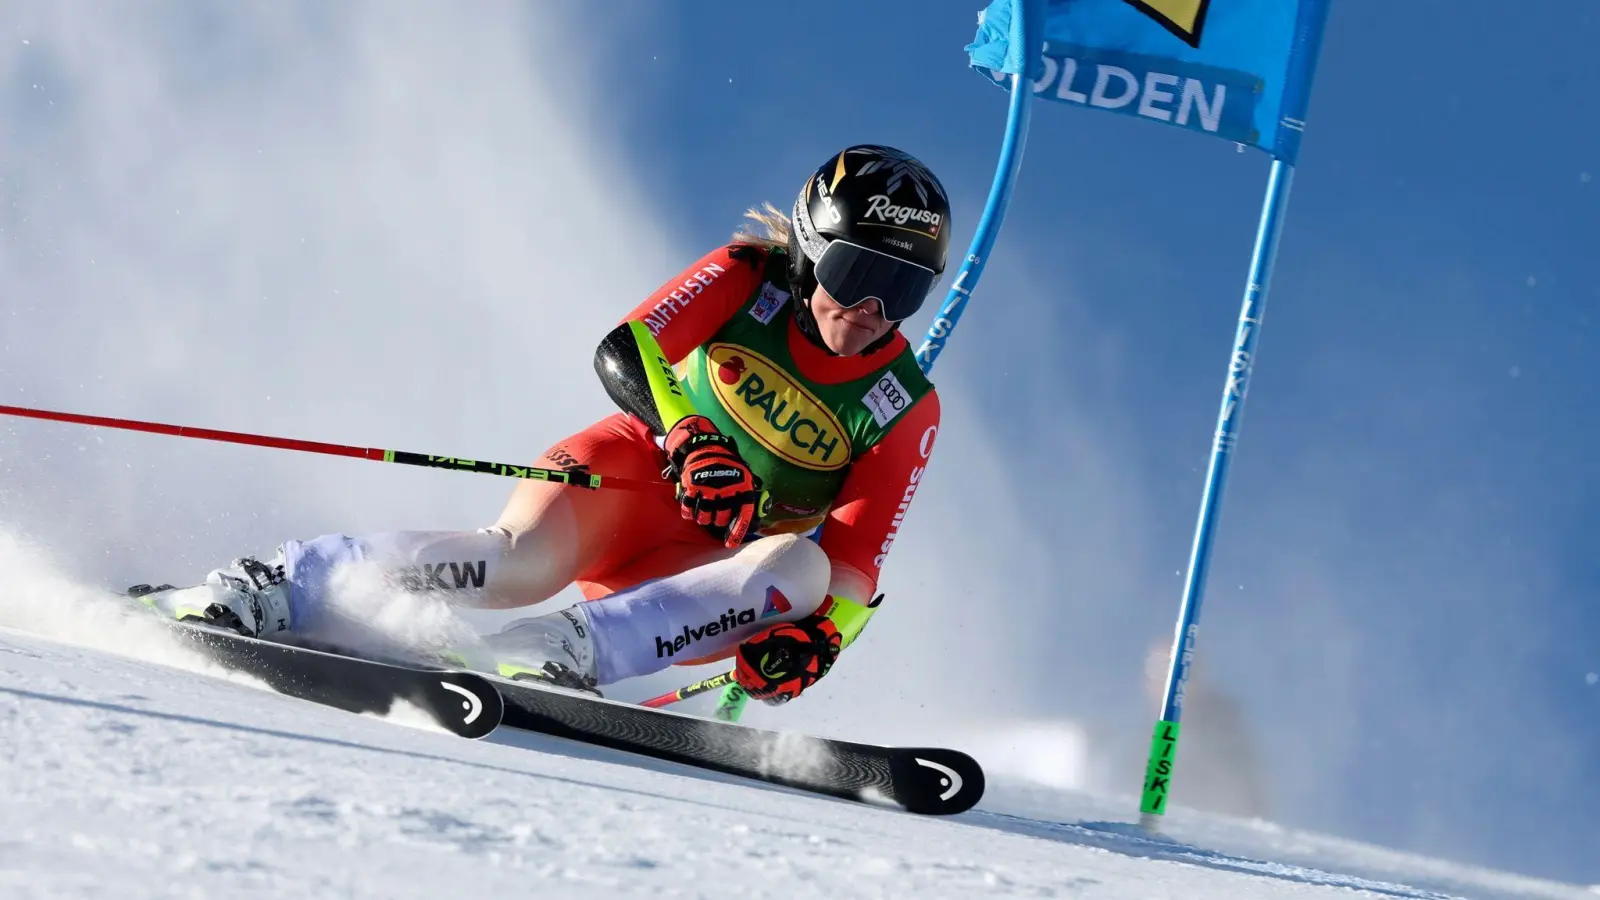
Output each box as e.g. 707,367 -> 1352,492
730,201 -> 791,251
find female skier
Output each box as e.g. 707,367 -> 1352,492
140,144 -> 950,706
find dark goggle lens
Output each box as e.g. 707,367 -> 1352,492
813,240 -> 937,322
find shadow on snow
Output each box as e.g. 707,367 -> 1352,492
965,812 -> 1460,900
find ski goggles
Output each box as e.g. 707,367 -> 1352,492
813,239 -> 938,323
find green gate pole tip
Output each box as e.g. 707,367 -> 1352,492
712,683 -> 749,722
1139,719 -> 1181,829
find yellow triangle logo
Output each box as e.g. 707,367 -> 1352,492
1125,0 -> 1211,48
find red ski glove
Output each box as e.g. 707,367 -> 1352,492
663,415 -> 762,547
734,613 -> 841,705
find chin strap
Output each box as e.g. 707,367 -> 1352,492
785,235 -> 833,354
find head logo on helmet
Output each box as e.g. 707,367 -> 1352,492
813,174 -> 844,226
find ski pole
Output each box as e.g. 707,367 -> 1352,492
0,403 -> 668,493
638,670 -> 735,708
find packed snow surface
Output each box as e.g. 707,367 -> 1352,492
1,613 -> 1593,899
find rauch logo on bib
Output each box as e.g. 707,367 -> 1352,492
706,343 -> 851,471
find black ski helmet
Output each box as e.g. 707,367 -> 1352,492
788,145 -> 951,324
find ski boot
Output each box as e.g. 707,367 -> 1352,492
129,557 -> 293,639
480,607 -> 601,696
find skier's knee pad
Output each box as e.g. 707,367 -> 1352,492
573,534 -> 831,684
736,534 -> 830,619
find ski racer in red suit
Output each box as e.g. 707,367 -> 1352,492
139,145 -> 950,706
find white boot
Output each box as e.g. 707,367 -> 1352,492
482,607 -> 599,693
132,557 -> 294,639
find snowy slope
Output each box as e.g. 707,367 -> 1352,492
1,597 -> 1593,899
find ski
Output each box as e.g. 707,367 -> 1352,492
150,621 -> 984,815
491,675 -> 985,816
158,622 -> 503,739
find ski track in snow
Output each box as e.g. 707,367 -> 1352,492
2,624 -> 1595,900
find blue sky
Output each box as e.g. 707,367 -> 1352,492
610,1 -> 1600,879
2,1 -> 1595,885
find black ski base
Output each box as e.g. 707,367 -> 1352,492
158,621 -> 502,739
151,621 -> 984,815
493,676 -> 985,815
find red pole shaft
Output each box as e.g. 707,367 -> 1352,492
0,404 -> 383,460
0,403 -> 667,493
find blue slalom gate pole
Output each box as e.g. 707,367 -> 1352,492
708,0 -> 1044,724
914,0 -> 1041,374
1140,158 -> 1297,826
